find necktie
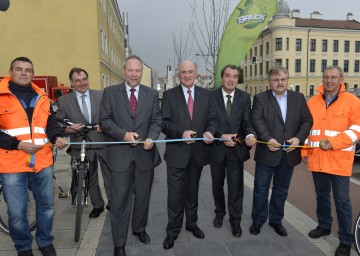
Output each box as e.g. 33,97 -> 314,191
130,88 -> 137,117
226,95 -> 232,118
187,89 -> 194,120
81,94 -> 90,123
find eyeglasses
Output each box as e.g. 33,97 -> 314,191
270,78 -> 288,83
322,76 -> 341,81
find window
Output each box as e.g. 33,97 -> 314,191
104,34 -> 108,54
296,39 -> 302,51
295,59 -> 301,72
322,40 -> 328,52
295,85 -> 300,92
250,49 -> 253,58
266,42 -> 269,54
344,60 -> 349,72
286,59 -> 289,69
333,40 -> 339,52
260,63 -> 263,75
254,47 -> 257,57
310,39 -> 316,52
344,40 -> 350,52
260,44 -> 263,57
321,60 -> 327,72
310,59 -> 315,72
245,67 -> 247,78
356,41 -> 360,53
355,60 -> 360,72
250,66 -> 252,76
266,61 -> 269,74
275,38 -> 282,51
286,38 -> 289,51
333,60 -> 338,66
100,27 -> 104,51
309,85 -> 314,96
275,59 -> 282,66
254,65 -> 257,76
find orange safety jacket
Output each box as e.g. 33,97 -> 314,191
302,84 -> 360,176
0,77 -> 53,173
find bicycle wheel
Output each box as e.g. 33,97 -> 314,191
355,214 -> 360,254
74,164 -> 84,242
0,180 -> 37,235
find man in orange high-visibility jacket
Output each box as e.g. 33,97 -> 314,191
302,65 -> 360,256
0,57 -> 67,256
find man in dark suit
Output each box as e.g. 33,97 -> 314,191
99,55 -> 162,256
56,67 -> 111,218
249,66 -> 313,237
161,60 -> 217,250
210,64 -> 256,237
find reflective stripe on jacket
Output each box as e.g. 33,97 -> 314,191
0,77 -> 53,173
302,84 -> 360,176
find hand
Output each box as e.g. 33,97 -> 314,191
245,135 -> 256,147
302,156 -> 308,164
124,132 -> 140,146
55,137 -> 68,150
319,138 -> 333,151
182,130 -> 196,144
221,134 -> 237,147
267,138 -> 281,151
143,138 -> 154,151
285,137 -> 300,153
18,142 -> 43,154
203,131 -> 214,144
96,124 -> 102,133
66,123 -> 85,133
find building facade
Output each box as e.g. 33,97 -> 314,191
0,0 -> 126,89
241,0 -> 360,98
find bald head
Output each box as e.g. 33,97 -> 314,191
177,60 -> 197,88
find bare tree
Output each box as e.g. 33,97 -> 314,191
171,27 -> 193,69
189,0 -> 230,77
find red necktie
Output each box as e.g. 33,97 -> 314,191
130,88 -> 137,117
187,89 -> 193,119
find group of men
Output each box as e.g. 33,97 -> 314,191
0,56 -> 358,256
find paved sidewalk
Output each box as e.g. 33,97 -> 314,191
0,140 -> 358,256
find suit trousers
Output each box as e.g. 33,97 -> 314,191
166,157 -> 203,237
110,161 -> 154,247
251,151 -> 294,225
210,150 -> 244,225
87,150 -> 109,209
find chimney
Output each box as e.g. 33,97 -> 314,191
310,11 -> 323,20
291,9 -> 301,18
347,12 -> 354,21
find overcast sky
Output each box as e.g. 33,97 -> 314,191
118,0 -> 360,77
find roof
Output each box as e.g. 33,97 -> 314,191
295,18 -> 360,30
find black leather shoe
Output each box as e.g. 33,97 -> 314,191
335,243 -> 351,256
231,223 -> 242,237
18,249 -> 34,256
133,231 -> 151,244
114,247 -> 126,256
308,226 -> 331,238
186,225 -> 205,239
269,223 -> 287,237
163,235 -> 175,249
89,207 -> 104,218
39,244 -> 56,256
249,223 -> 261,235
213,217 -> 223,228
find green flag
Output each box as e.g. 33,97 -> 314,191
214,0 -> 278,89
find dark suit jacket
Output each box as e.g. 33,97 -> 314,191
161,85 -> 217,168
56,89 -> 110,159
251,89 -> 313,167
210,88 -> 255,163
99,83 -> 162,172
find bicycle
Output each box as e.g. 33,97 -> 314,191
355,213 -> 360,254
59,119 -> 97,242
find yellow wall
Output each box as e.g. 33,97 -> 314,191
0,0 -> 125,89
